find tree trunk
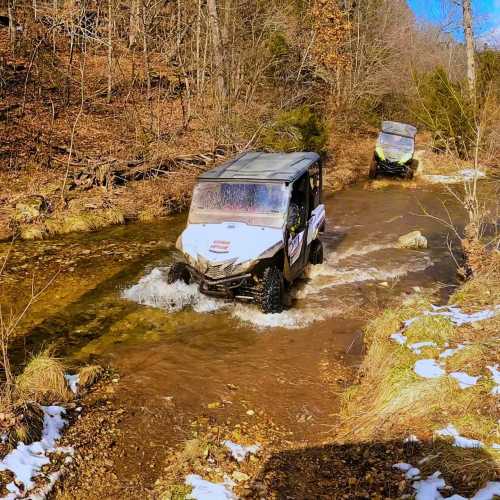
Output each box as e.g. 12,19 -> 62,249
462,0 -> 476,103
129,0 -> 141,47
107,0 -> 113,103
206,0 -> 227,100
7,0 -> 15,50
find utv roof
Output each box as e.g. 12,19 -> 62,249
382,121 -> 417,139
198,151 -> 321,183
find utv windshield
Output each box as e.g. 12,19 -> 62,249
377,133 -> 414,153
189,182 -> 289,228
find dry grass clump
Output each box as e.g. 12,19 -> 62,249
7,402 -> 45,448
77,364 -> 103,390
16,350 -> 73,403
404,316 -> 456,345
451,255 -> 500,307
420,442 -> 498,496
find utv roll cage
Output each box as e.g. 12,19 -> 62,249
198,151 -> 322,188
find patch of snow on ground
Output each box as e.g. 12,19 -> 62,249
439,344 -> 466,359
435,424 -> 483,448
471,482 -> 500,500
409,341 -> 437,354
185,474 -> 236,500
64,374 -> 79,394
390,331 -> 407,345
0,406 -> 73,498
412,471 -> 446,500
486,364 -> 500,395
414,359 -> 445,379
394,462 -> 500,500
223,440 -> 260,462
427,305 -> 500,326
449,371 -> 480,389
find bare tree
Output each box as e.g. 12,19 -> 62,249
461,0 -> 476,103
206,0 -> 227,101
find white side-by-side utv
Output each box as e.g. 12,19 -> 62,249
168,152 -> 326,313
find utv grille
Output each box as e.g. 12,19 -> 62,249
205,259 -> 237,279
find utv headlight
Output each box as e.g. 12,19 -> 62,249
375,146 -> 385,161
398,153 -> 412,164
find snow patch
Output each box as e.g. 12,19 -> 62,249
409,341 -> 437,354
435,424 -> 483,448
414,359 -> 445,379
390,331 -> 407,345
426,304 -> 500,326
449,371 -> 480,389
223,440 -> 260,462
0,406 -> 73,498
439,344 -> 466,359
486,364 -> 500,395
185,474 -> 236,500
412,471 -> 446,500
471,482 -> 500,500
64,374 -> 79,394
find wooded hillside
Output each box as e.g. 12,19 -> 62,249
0,0 -> 498,239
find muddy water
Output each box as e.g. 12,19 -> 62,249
1,182 -> 469,489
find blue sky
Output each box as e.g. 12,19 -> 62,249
407,0 -> 500,45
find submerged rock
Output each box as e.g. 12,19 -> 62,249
397,231 -> 427,249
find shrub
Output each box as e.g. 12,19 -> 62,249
413,68 -> 475,158
261,105 -> 328,152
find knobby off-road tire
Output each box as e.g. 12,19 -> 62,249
258,266 -> 284,314
309,239 -> 324,265
369,157 -> 378,179
167,262 -> 191,284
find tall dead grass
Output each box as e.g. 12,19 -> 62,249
16,349 -> 73,403
338,255 -> 500,487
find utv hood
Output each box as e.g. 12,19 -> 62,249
178,222 -> 284,271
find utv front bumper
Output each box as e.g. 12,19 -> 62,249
375,158 -> 412,177
187,265 -> 257,300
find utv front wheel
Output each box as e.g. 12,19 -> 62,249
310,240 -> 324,265
167,262 -> 191,284
258,267 -> 284,314
369,158 -> 378,179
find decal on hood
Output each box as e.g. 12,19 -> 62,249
209,240 -> 231,253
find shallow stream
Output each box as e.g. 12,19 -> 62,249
0,182 -> 471,489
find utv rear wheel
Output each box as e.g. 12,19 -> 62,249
310,240 -> 324,265
258,267 -> 284,314
167,262 -> 191,284
369,158 -> 378,179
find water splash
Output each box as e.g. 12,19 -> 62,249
122,268 -> 334,329
122,268 -> 224,313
